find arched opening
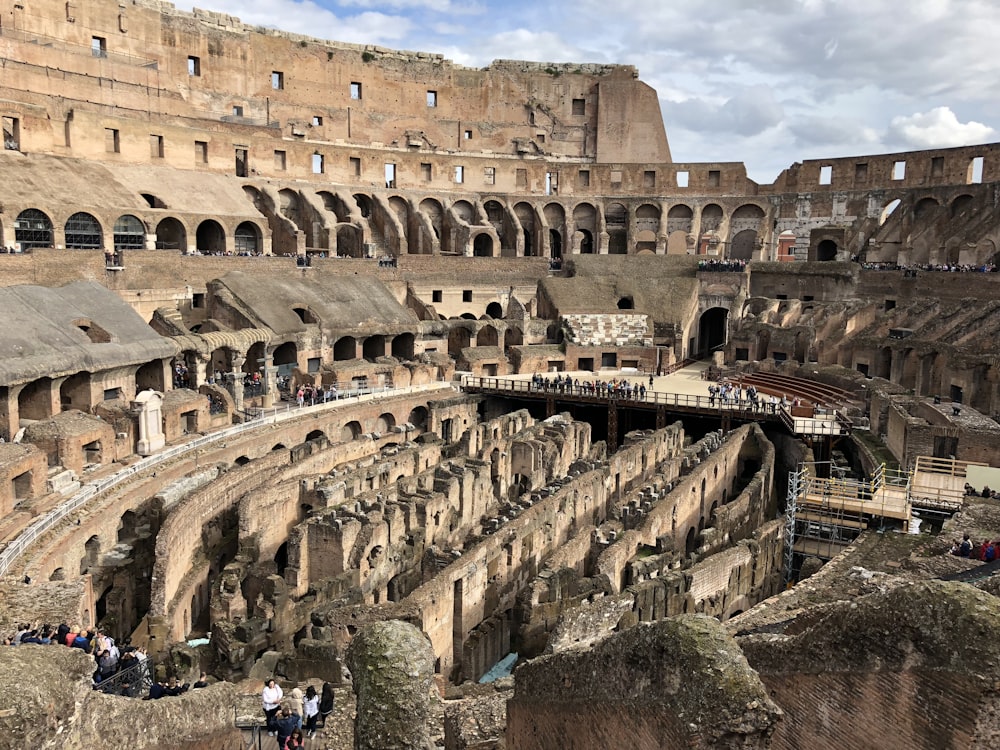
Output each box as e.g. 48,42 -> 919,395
514,202 -> 535,257
951,194 -> 974,218
275,542 -> 289,576
876,346 -> 892,380
477,325 -> 498,347
341,420 -> 363,441
816,239 -> 838,261
391,333 -> 415,360
272,341 -> 298,377
271,443 -> 287,451
685,527 -> 697,557
196,220 -> 226,255
914,197 -> 940,219
605,202 -> 627,254
234,221 -> 261,255
419,198 -> 444,243
306,429 -> 327,442
473,233 -> 494,257
336,225 -> 362,258
449,327 -> 471,357
15,209 -> 53,250
81,535 -> 101,574
292,306 -> 319,325
136,360 -> 165,392
579,229 -> 594,254
504,327 -> 523,351
234,455 -> 251,466
64,212 -> 102,249
18,378 -> 54,421
363,335 -> 386,360
60,371 -> 91,411
485,302 -> 503,319
617,296 -> 634,310
549,229 -> 562,258
354,194 -> 373,219
141,193 -> 167,209
374,413 -> 396,433
698,307 -> 728,357
334,336 -> 357,361
155,217 -> 186,251
729,229 -> 757,260
114,215 -> 145,251
118,510 -> 139,543
880,199 -> 901,225
407,405 -> 428,428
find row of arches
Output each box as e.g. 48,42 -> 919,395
9,208 -> 264,254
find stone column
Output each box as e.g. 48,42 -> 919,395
347,620 -> 435,750
227,352 -> 246,413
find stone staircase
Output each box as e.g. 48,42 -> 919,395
47,466 -> 80,496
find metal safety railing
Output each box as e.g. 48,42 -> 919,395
0,382 -> 452,578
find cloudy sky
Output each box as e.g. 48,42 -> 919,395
174,0 -> 999,183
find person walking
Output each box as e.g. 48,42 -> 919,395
261,678 -> 283,735
303,685 -> 320,738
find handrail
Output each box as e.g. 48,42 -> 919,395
94,656 -> 153,697
0,383 -> 451,577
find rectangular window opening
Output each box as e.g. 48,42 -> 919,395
187,55 -> 200,76
819,165 -> 833,185
516,169 -> 527,188
708,169 -> 721,187
892,160 -> 906,180
545,171 -> 558,195
232,105 -> 244,117
195,140 -> 208,164
421,163 -> 432,182
271,71 -> 284,90
274,149 -> 286,170
643,170 -> 656,188
312,153 -> 324,174
3,116 -> 20,151
454,165 -> 464,184
572,98 -> 585,116
385,163 -> 396,188
91,36 -> 107,58
462,290 -> 473,302
350,156 -> 361,176
578,169 -> 590,188
675,170 -> 689,187
426,90 -> 437,107
105,127 -> 120,153
931,155 -> 945,178
150,134 -> 163,158
235,147 -> 248,177
463,129 -> 472,140
969,155 -> 984,184
484,166 -> 495,185
312,115 -> 323,126
432,290 -> 442,303
610,170 -> 623,188
350,82 -> 362,100
855,162 -> 869,181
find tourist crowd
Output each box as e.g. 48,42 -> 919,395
261,678 -> 335,745
2,622 -> 154,696
862,262 -> 997,273
698,259 -> 747,272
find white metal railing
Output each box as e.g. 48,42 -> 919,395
0,383 -> 451,578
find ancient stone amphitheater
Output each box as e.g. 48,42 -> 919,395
1,1 -> 1000,748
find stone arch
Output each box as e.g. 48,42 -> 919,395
605,202 -> 628,254
544,202 -> 566,258
914,196 -> 940,218
64,212 -> 103,249
272,341 -> 298,375
306,429 -> 327,441
155,217 -> 186,251
234,221 -> 262,255
698,307 -> 728,357
448,327 -> 471,356
951,194 -> 974,218
730,229 -> 757,260
477,325 -> 499,347
136,360 -> 166,391
334,336 -> 357,361
513,202 -> 537,257
363,335 -> 386,360
407,405 -> 428,428
685,526 -> 697,557
618,296 -> 634,310
485,302 -> 503,319
504,327 -> 523,351
880,199 -> 901,225
699,204 -> 723,254
113,215 -> 145,251
196,219 -> 226,254
81,534 -> 101,574
336,225 -> 362,258
354,193 -> 373,219
15,209 -> 53,250
18,378 -> 54,421
391,333 -> 415,360
419,198 -> 444,240
573,202 -> 597,254
485,200 -> 509,249
374,413 -> 396,433
473,233 -> 494,257
452,200 -> 475,223
341,420 -> 363,441
816,239 -> 838,261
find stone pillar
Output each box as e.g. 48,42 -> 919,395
133,390 -> 165,455
227,352 -> 246,413
346,620 -> 436,750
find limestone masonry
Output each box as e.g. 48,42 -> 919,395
0,1 -> 1000,748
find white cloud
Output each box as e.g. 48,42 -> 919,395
887,107 -> 998,149
665,85 -> 783,137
